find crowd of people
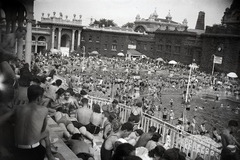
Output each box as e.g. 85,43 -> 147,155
0,26 -> 240,160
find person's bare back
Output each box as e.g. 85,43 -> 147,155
76,107 -> 92,125
91,112 -> 103,127
14,103 -> 48,145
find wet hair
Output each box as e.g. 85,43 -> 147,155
81,98 -> 88,105
56,88 -> 65,96
27,85 -> 44,102
228,120 -> 238,127
148,145 -> 165,158
31,75 -> 41,84
112,143 -> 135,160
149,126 -> 157,133
150,133 -> 161,142
93,104 -> 101,113
121,122 -> 133,132
55,79 -> 62,87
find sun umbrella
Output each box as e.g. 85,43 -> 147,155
156,57 -> 164,62
227,72 -> 238,78
90,51 -> 99,55
168,60 -> 177,65
117,52 -> 124,57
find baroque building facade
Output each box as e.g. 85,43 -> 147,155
135,0 -> 240,75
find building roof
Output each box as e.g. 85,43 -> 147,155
187,29 -> 206,35
84,26 -> 143,35
127,49 -> 143,56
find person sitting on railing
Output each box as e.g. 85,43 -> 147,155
107,99 -> 120,118
135,126 -> 157,148
162,108 -> 168,121
128,101 -> 143,125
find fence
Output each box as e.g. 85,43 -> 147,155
88,96 -> 221,160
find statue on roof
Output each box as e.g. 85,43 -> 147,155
166,10 -> 172,21
152,8 -> 158,18
136,14 -> 141,21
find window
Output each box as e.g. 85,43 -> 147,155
112,44 -> 117,50
88,47 -> 91,52
96,36 -> 99,43
144,44 -> 147,50
150,45 -> 154,50
121,44 -> 124,51
89,35 -> 92,42
104,44 -> 107,50
158,44 -> 163,51
81,36 -> 85,41
112,40 -> 117,51
166,45 -> 171,52
175,46 -> 181,53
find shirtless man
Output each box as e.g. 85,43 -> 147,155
0,26 -> 26,85
101,122 -> 133,160
135,126 -> 156,148
14,85 -> 54,160
76,98 -> 92,127
220,120 -> 240,160
61,89 -> 80,111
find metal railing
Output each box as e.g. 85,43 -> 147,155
88,96 -> 221,160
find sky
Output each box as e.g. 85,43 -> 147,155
34,0 -> 233,29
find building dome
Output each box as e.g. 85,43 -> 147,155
152,8 -> 158,18
166,10 -> 172,21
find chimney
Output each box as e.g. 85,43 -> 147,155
195,11 -> 205,30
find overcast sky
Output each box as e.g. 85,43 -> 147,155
34,0 -> 233,29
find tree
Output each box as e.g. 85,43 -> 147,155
122,22 -> 134,28
90,19 -> 117,27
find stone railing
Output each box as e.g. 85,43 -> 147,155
88,96 -> 221,160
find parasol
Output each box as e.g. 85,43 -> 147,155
227,72 -> 238,78
156,57 -> 164,62
117,52 -> 124,57
89,51 -> 99,55
168,60 -> 177,65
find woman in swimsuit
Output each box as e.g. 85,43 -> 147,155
128,101 -> 143,125
88,104 -> 103,134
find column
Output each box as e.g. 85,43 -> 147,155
71,29 -> 75,52
25,19 -> 32,68
77,30 -> 81,48
17,9 -> 24,60
51,27 -> 55,49
17,38 -> 23,60
35,40 -> 38,53
58,28 -> 62,50
46,42 -> 48,50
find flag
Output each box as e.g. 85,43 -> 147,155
213,55 -> 222,64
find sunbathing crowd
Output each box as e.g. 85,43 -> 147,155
0,27 -> 239,159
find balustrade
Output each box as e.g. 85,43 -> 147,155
88,96 -> 221,160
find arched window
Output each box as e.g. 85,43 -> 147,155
38,36 -> 46,41
112,40 -> 117,50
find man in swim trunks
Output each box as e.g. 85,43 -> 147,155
88,104 -> 103,134
76,98 -> 92,129
13,85 -> 55,160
